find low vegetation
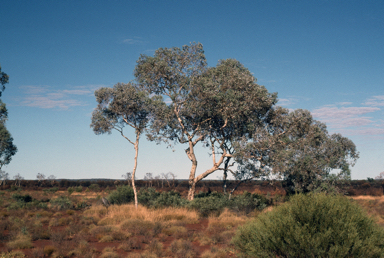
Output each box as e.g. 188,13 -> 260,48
0,183 -> 384,257
233,193 -> 384,257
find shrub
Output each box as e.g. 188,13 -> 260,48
0,251 -> 25,258
153,190 -> 187,208
138,187 -> 159,206
67,187 -> 74,195
7,234 -> 33,249
168,239 -> 196,258
146,239 -> 164,257
229,191 -> 268,214
188,192 -> 227,217
233,193 -> 384,258
75,186 -> 83,192
100,247 -> 119,258
11,193 -> 32,203
120,219 -> 154,236
43,187 -> 59,193
139,189 -> 187,208
50,196 -> 72,210
43,245 -> 56,256
89,184 -> 100,192
108,185 -> 134,205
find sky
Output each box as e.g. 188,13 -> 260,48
0,0 -> 383,180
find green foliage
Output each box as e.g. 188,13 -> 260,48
50,196 -> 72,210
367,177 -> 375,183
0,65 -> 9,95
0,66 -> 17,167
67,187 -> 74,195
89,183 -> 100,192
233,193 -> 384,258
153,190 -> 187,208
188,192 -> 228,217
107,185 -> 134,205
43,187 -> 59,193
75,186 -> 83,192
137,187 -> 159,206
229,191 -> 268,214
138,188 -> 187,208
188,191 -> 268,217
0,123 -> 17,168
11,193 -> 32,203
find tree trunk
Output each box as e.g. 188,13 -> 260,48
222,157 -> 231,193
187,158 -> 198,201
132,134 -> 140,209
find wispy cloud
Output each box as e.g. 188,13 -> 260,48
312,106 -> 380,129
312,106 -> 380,120
363,95 -> 384,106
122,37 -> 147,45
311,97 -> 383,136
277,96 -> 311,107
19,85 -> 103,110
278,98 -> 296,106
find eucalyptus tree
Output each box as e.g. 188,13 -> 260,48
0,65 -> 17,169
135,43 -> 278,200
13,173 -> 24,187
234,109 -> 359,194
0,170 -> 9,186
0,65 -> 9,96
91,82 -> 162,208
0,123 -> 17,168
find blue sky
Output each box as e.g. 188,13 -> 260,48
0,0 -> 383,180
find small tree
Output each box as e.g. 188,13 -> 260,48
144,172 -> 153,187
91,82 -> 161,209
122,172 -> 133,185
375,171 -> 384,180
13,173 -> 24,187
0,170 -> 9,186
36,173 -> 46,186
234,109 -> 359,194
47,175 -> 56,186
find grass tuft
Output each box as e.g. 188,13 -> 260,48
7,234 -> 33,250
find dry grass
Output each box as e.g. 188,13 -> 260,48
206,209 -> 247,233
85,203 -> 199,226
0,250 -> 25,258
6,234 -> 33,250
349,196 -> 384,225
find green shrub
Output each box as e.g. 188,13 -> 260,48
75,186 -> 83,192
139,189 -> 187,208
67,187 -> 74,195
188,192 -> 227,217
11,193 -> 32,203
107,185 -> 134,205
89,183 -> 100,192
43,187 -> 59,193
8,185 -> 21,192
50,196 -> 72,210
233,193 -> 384,258
229,191 -> 268,214
138,187 -> 159,206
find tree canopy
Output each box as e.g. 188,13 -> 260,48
135,43 -> 279,200
0,65 -> 17,169
92,43 -> 359,200
91,82 -> 164,208
234,109 -> 359,193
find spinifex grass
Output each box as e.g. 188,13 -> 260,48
85,203 -> 199,225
